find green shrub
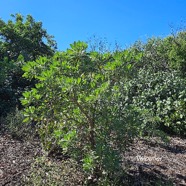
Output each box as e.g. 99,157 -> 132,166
1,108 -> 37,140
21,41 -> 143,184
126,69 -> 186,137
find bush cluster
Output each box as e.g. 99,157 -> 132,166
1,14 -> 186,185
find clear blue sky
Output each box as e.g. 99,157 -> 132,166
1,0 -> 186,51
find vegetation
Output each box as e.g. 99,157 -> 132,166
0,14 -> 186,185
0,14 -> 56,116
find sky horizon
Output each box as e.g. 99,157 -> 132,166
1,0 -> 186,51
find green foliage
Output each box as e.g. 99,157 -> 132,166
0,56 -> 28,115
131,31 -> 186,75
0,14 -> 57,116
128,31 -> 186,137
0,13 -> 185,185
167,31 -> 186,75
0,108 -> 37,139
126,69 -> 186,136
22,41 -> 143,183
131,38 -> 169,72
0,13 -> 56,61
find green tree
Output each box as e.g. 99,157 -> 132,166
0,14 -> 57,116
0,13 -> 57,61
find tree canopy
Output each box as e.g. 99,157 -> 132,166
0,13 -> 57,61
0,14 -> 57,116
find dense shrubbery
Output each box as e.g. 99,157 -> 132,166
0,14 -> 56,116
125,69 -> 186,136
1,13 -> 186,185
128,33 -> 186,137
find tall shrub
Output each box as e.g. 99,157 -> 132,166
22,41 -> 143,184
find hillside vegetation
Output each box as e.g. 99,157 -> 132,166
0,14 -> 186,185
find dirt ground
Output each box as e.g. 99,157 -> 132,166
0,133 -> 185,185
0,134 -> 42,186
123,137 -> 186,185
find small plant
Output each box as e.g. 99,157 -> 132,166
22,156 -> 85,186
2,107 -> 37,140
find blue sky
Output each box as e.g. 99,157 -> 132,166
1,0 -> 186,51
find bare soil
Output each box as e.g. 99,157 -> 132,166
123,137 -> 186,185
0,133 -> 185,185
0,134 -> 42,186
